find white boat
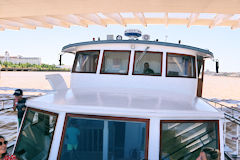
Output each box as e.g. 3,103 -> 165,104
12,30 -> 224,160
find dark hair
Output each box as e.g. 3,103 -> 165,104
0,135 -> 7,158
202,147 -> 220,160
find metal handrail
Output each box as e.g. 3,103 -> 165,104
202,98 -> 239,112
224,113 -> 240,125
0,95 -> 40,111
203,98 -> 240,159
202,98 -> 240,123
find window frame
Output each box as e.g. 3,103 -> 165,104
159,120 -> 220,160
72,50 -> 100,73
14,107 -> 58,160
57,113 -> 150,160
100,50 -> 131,75
132,51 -> 163,76
166,53 -> 196,78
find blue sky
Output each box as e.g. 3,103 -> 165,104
0,24 -> 239,72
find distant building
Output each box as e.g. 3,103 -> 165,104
0,51 -> 41,65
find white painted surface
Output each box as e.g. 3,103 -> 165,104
220,118 -> 225,160
23,42 -> 224,160
68,43 -> 203,99
26,88 -> 224,119
48,112 -> 66,160
148,117 -> 160,160
45,74 -> 68,90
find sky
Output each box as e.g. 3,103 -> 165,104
0,24 -> 240,72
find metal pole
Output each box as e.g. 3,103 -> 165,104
103,120 -> 109,160
2,101 -> 4,110
224,120 -> 226,145
237,124 -> 239,156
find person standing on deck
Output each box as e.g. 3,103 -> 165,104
13,89 -> 26,128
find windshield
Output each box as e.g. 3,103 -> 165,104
133,51 -> 162,76
58,114 -> 149,160
14,108 -> 58,160
167,53 -> 196,78
101,51 -> 131,74
73,51 -> 100,73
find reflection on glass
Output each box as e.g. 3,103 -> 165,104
73,51 -> 99,73
160,121 -> 219,160
197,57 -> 204,78
101,51 -> 130,74
14,108 -> 57,160
59,116 -> 148,160
134,51 -> 162,75
167,54 -> 196,77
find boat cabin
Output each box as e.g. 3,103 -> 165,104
13,35 -> 224,160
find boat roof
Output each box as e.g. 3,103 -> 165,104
1,0 -> 240,30
27,88 -> 223,119
62,40 -> 214,58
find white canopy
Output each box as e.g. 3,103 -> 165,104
1,0 -> 240,30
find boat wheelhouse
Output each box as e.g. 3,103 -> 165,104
13,35 -> 224,160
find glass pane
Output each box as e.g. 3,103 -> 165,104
133,51 -> 162,75
167,54 -> 196,77
73,51 -> 99,73
59,116 -> 147,160
101,51 -> 130,74
108,121 -> 146,160
14,108 -> 57,160
160,121 -> 219,160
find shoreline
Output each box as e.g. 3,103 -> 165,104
0,69 -> 70,72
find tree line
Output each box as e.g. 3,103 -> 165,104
0,61 -> 70,71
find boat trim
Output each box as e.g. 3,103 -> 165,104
197,59 -> 205,97
62,40 -> 213,58
100,50 -> 131,75
132,51 -> 163,76
159,120 -> 220,159
72,50 -> 100,73
57,113 -> 150,159
166,52 -> 196,78
14,107 -> 59,160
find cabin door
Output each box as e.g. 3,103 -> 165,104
197,58 -> 205,97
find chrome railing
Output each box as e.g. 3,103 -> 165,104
203,97 -> 240,159
202,98 -> 240,125
0,95 -> 40,111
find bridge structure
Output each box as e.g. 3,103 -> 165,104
0,0 -> 240,30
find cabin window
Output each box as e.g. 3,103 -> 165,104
73,50 -> 100,73
101,50 -> 130,74
133,51 -> 162,76
160,120 -> 219,160
167,53 -> 196,78
14,108 -> 58,160
58,114 -> 149,160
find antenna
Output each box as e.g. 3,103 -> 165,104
135,46 -> 150,67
